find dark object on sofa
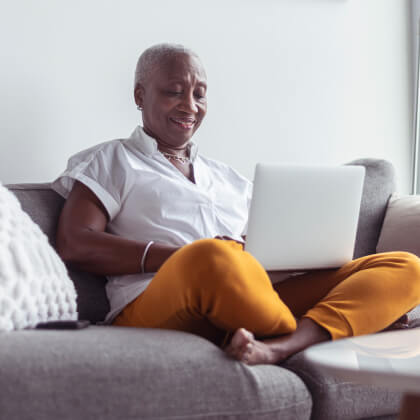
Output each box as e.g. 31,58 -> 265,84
1,159 -> 405,420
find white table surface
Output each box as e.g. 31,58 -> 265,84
304,328 -> 420,393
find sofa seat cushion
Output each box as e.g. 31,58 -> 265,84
283,350 -> 402,420
0,326 -> 312,420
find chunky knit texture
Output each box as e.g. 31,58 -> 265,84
0,183 -> 77,331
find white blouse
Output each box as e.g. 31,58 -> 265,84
52,126 -> 252,323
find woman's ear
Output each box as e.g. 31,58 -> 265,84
134,83 -> 145,108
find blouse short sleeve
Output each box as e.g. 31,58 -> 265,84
51,141 -> 126,220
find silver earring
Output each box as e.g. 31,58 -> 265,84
137,105 -> 143,111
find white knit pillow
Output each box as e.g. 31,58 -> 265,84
0,183 -> 77,331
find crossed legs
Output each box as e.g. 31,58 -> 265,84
114,239 -> 420,365
114,239 -> 297,344
226,250 -> 420,364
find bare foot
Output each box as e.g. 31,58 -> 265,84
224,328 -> 289,365
225,318 -> 331,366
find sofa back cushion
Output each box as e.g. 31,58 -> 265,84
346,159 -> 396,259
5,184 -> 109,323
6,158 -> 395,322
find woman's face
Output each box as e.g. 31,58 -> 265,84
136,53 -> 207,149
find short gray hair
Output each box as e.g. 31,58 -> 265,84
134,43 -> 199,88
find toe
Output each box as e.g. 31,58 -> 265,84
245,329 -> 255,340
239,342 -> 254,363
230,328 -> 249,348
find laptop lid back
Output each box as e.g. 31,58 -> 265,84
244,164 -> 365,271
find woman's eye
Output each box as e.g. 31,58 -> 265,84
195,92 -> 206,100
167,91 -> 182,96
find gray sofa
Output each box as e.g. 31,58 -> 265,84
2,158 -> 416,420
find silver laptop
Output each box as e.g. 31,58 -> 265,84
244,164 -> 365,271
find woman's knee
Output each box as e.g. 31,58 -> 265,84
181,237 -> 233,257
177,238 -> 238,272
362,251 -> 420,271
386,251 -> 420,302
388,251 -> 420,273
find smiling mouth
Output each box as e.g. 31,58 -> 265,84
170,117 -> 196,130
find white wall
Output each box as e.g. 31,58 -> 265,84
0,0 -> 414,192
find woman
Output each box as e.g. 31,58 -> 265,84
53,43 -> 420,365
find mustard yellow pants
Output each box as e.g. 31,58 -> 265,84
113,239 -> 420,344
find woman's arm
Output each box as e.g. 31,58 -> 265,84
56,181 -> 179,275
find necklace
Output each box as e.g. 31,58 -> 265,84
161,152 -> 190,164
